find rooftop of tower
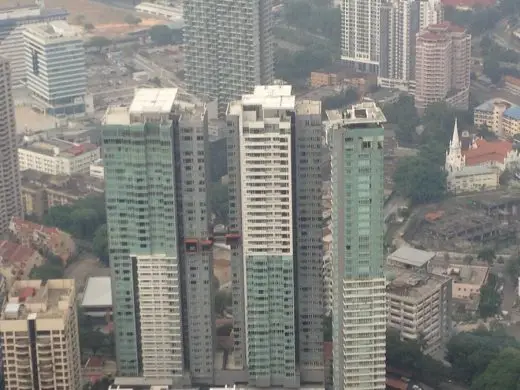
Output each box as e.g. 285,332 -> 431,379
227,85 -> 296,115
24,20 -> 83,41
325,101 -> 386,126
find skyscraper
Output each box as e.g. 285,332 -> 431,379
0,58 -> 22,235
379,0 -> 443,90
183,0 -> 274,116
328,102 -> 387,390
103,89 -> 214,384
341,0 -> 381,73
226,86 -> 324,387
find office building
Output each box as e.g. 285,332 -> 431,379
24,21 -> 86,116
415,22 -> 471,113
0,279 -> 81,390
103,89 -> 214,383
183,0 -> 274,115
18,138 -> 101,176
341,0 -> 381,72
379,0 -> 443,90
328,102 -> 386,390
0,58 -> 23,235
0,1 -> 68,88
386,247 -> 452,355
226,86 -> 323,386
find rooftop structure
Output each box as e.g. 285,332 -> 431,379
0,240 -> 44,286
474,98 -> 520,137
325,100 -> 387,125
129,88 -> 179,114
387,247 -> 436,270
81,276 -> 112,308
24,20 -> 82,42
0,279 -> 81,390
433,264 -> 489,301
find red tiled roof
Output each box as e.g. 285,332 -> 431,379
85,356 -> 104,368
463,139 -> 513,166
504,75 -> 520,87
441,0 -> 496,7
0,241 -> 36,266
386,377 -> 408,390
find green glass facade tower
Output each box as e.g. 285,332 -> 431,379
328,102 -> 387,390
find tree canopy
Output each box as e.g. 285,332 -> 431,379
275,44 -> 334,84
382,95 -> 420,146
149,25 -> 182,45
322,88 -> 358,111
210,182 -> 229,225
478,274 -> 502,319
92,224 -> 109,267
87,36 -> 112,52
471,348 -> 520,390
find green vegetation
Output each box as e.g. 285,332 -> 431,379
29,254 -> 64,281
124,14 -> 141,26
210,182 -> 229,225
386,329 -> 448,387
506,254 -> 520,285
149,25 -> 182,45
87,36 -> 112,52
215,290 -> 232,315
478,274 -> 502,319
43,194 -> 106,241
92,224 -> 109,266
382,95 -> 420,145
275,45 -> 334,85
477,247 -> 497,264
447,329 -> 519,387
472,348 -> 520,390
322,88 -> 359,111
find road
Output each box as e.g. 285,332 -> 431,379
471,82 -> 520,106
493,19 -> 520,52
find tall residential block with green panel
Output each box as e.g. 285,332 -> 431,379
328,102 -> 387,390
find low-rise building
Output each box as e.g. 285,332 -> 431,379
473,98 -> 520,137
387,267 -> 452,355
21,169 -> 104,218
443,264 -> 489,300
447,165 -> 499,194
9,217 -> 76,264
0,279 -> 81,390
18,138 -> 100,176
504,75 -> 520,96
310,64 -> 377,92
90,159 -> 105,180
81,276 -> 112,319
0,241 -> 45,287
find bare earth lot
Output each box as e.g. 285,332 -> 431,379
45,0 -> 129,24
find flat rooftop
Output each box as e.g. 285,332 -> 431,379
25,20 -> 83,40
0,0 -> 36,10
15,106 -> 59,134
326,101 -> 386,125
1,279 -> 74,321
20,138 -> 98,158
81,276 -> 112,308
386,267 -> 450,300
129,88 -> 178,114
295,100 -> 321,116
387,247 -> 436,268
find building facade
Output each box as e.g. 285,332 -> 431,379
415,22 -> 471,113
0,58 -> 23,235
183,0 -> 274,116
328,102 -> 386,390
0,2 -> 68,88
18,139 -> 100,176
226,86 -> 324,386
473,99 -> 520,138
341,0 -> 381,72
24,21 -> 86,116
0,279 -> 81,390
103,89 -> 214,383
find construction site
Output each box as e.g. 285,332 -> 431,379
404,190 -> 520,252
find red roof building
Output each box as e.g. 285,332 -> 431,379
463,139 -> 514,166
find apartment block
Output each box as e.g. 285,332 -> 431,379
0,279 -> 81,390
103,89 -> 214,383
386,247 -> 452,355
415,22 -> 471,113
0,58 -> 23,235
184,0 -> 274,115
0,1 -> 68,88
226,86 -> 324,386
327,102 -> 386,390
18,138 -> 100,176
474,98 -> 520,138
24,21 -> 86,116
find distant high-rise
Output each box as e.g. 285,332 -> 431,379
226,86 -> 324,387
415,22 -> 471,113
103,89 -> 214,383
328,102 -> 387,390
0,58 -> 22,235
379,0 -> 443,90
341,0 -> 381,73
24,21 -> 86,116
183,0 -> 274,116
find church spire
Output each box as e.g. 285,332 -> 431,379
451,118 -> 460,149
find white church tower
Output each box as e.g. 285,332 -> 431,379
445,118 -> 465,173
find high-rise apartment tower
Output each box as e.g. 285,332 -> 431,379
0,58 -> 22,234
183,0 -> 274,116
226,86 -> 324,387
328,102 -> 387,390
103,89 -> 214,384
0,279 -> 81,390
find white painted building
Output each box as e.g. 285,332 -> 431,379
23,21 -> 86,116
89,159 -> 105,180
18,138 -> 100,175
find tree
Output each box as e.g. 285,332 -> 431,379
478,248 -> 496,264
149,25 -> 174,45
479,274 -> 502,319
83,23 -> 95,32
275,44 -> 334,84
393,155 -> 447,204
88,36 -> 112,52
29,263 -> 63,281
321,88 -> 359,111
446,330 -> 517,384
505,255 -> 520,285
472,348 -> 520,390
483,57 -> 502,84
383,95 -> 420,146
463,255 -> 474,264
124,14 -> 141,25
214,290 -> 232,315
92,225 -> 109,266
